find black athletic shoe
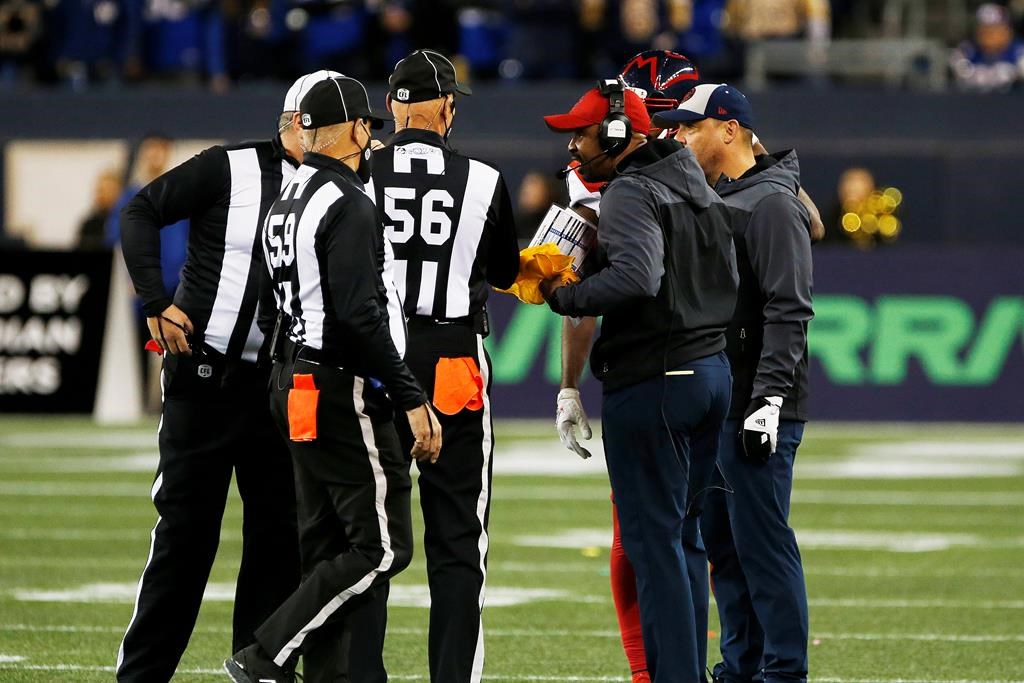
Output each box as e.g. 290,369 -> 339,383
223,643 -> 294,683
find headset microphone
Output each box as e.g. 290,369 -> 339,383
555,79 -> 631,180
555,150 -> 609,179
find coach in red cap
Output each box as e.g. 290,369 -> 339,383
541,80 -> 739,683
543,80 -> 651,182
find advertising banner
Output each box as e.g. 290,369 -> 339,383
484,247 -> 1024,422
0,251 -> 113,412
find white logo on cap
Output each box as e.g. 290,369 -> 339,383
397,88 -> 410,101
301,113 -> 312,127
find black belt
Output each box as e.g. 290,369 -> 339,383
280,338 -> 346,369
408,310 -> 489,336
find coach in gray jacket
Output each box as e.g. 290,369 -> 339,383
655,84 -> 814,683
541,81 -> 738,683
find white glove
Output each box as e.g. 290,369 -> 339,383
556,388 -> 593,459
741,396 -> 782,462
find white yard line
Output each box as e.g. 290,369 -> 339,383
792,491 -> 1024,507
1,555 -> 1018,582
802,566 -> 1024,579
809,597 -> 1024,609
0,432 -> 155,449
813,679 -> 1024,683
0,482 -> 149,497
0,453 -> 158,473
812,632 -> 1024,642
3,623 -> 1021,644
7,582 -> 603,607
513,528 -> 1024,553
0,663 -> 1019,683
0,528 -> 242,542
2,479 -> 1024,509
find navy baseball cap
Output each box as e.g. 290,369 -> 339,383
651,83 -> 755,130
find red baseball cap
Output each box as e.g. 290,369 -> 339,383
544,87 -> 651,135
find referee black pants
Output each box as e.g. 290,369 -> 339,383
395,321 -> 495,683
256,356 -> 413,680
116,353 -> 300,683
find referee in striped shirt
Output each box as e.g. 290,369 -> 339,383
371,49 -> 519,683
116,71 -> 340,681
224,76 -> 441,683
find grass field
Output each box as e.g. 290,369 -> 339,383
1,416 -> 1023,682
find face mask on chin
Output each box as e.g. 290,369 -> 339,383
443,101 -> 456,142
356,144 -> 373,183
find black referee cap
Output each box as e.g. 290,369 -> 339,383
299,76 -> 387,130
388,50 -> 472,104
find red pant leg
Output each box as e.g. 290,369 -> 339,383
610,498 -> 648,676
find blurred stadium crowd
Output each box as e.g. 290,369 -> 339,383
0,0 -> 1022,92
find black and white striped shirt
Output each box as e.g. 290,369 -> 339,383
261,152 -> 426,410
121,137 -> 298,364
370,129 -> 519,322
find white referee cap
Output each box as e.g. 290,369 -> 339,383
283,70 -> 343,113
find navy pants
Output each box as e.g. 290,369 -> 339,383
701,420 -> 808,683
602,352 -> 731,683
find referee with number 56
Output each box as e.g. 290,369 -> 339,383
370,49 -> 519,683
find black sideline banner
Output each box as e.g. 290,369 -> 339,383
0,251 -> 113,412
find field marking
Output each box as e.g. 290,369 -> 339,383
814,680 -> 1024,683
513,528 -> 1024,553
0,453 -> 158,473
0,655 -> 25,663
0,432 -> 155,449
1,555 -> 1020,582
812,632 -> 1024,643
802,566 -> 1024,579
0,662 -> 1020,683
809,598 -> 1024,609
798,461 -> 1022,479
0,664 -> 628,681
0,482 -> 150,497
792,490 -> 1024,507
9,583 -> 1023,611
4,483 -> 1019,509
796,530 -> 1011,553
0,528 -> 242,543
0,623 -> 232,634
861,441 -> 1024,458
4,622 -> 1021,644
8,582 -> 597,608
799,440 -> 1024,480
3,480 -> 1024,508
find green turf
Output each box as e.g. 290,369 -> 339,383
1,417 -> 1023,682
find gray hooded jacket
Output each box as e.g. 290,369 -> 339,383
715,149 -> 814,421
548,139 -> 739,391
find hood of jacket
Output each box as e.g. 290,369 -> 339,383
613,138 -> 721,210
715,149 -> 802,200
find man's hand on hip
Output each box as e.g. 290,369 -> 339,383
741,396 -> 783,463
146,304 -> 194,356
556,388 -> 593,459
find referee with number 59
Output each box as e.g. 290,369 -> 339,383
225,76 -> 441,683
